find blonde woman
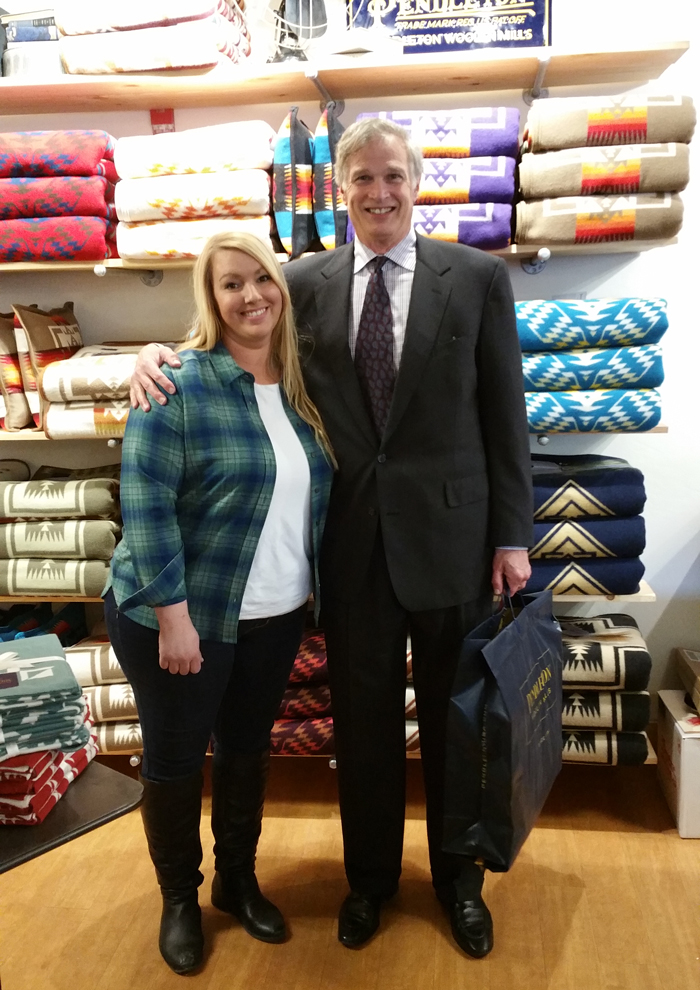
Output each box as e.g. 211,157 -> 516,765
104,231 -> 334,975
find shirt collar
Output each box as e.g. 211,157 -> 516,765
208,339 -> 249,386
353,227 -> 417,274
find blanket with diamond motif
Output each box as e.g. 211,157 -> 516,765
0,217 -> 118,263
357,108 -> 520,158
0,130 -> 117,181
522,344 -> 663,391
526,388 -> 661,433
516,298 -> 668,352
0,176 -> 116,222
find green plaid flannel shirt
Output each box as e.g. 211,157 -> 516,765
106,342 -> 333,643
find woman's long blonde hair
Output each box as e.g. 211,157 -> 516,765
180,231 -> 335,465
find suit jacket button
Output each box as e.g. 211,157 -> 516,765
377,454 -> 386,463
368,507 -> 376,516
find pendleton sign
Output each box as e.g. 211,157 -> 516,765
348,0 -> 552,55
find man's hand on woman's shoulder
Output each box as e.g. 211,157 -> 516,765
131,343 -> 181,411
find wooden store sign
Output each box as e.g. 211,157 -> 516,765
348,0 -> 552,55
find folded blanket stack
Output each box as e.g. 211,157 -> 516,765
271,630 -> 333,755
38,343 -> 140,440
1,12 -> 63,79
557,612 -> 653,765
0,130 -> 118,262
517,298 -> 668,433
526,453 -> 647,597
0,477 -> 120,597
354,108 -> 520,250
113,121 -> 276,260
517,95 -> 695,245
54,0 -> 250,74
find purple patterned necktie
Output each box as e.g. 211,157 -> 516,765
354,256 -> 395,436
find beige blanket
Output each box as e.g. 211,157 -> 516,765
83,684 -> 138,723
520,143 -> 690,199
115,170 -> 271,222
116,215 -> 272,260
65,637 -> 126,687
0,478 -> 120,521
0,520 -> 120,560
0,558 -> 109,597
43,399 -> 130,440
515,193 -> 683,245
39,349 -> 139,403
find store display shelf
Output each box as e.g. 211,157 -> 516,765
0,595 -> 103,603
0,431 -> 119,441
533,425 -> 668,437
551,579 -> 656,603
0,41 -> 688,114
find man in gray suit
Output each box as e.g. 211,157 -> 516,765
131,117 -> 533,958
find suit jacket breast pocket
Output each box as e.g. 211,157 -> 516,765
445,473 -> 489,508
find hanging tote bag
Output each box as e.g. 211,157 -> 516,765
442,590 -> 563,871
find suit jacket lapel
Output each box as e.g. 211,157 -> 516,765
313,244 -> 378,447
384,237 -> 452,441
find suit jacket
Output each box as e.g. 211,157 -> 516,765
285,235 -> 533,611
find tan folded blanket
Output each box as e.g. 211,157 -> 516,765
116,216 -> 272,260
65,637 -> 126,687
83,684 -> 137,723
0,520 -> 120,560
43,400 -> 130,440
524,95 -> 696,151
0,478 -> 120,521
94,720 -> 142,755
39,349 -> 139,402
115,170 -> 271,222
520,143 -> 690,199
515,194 -> 683,245
0,558 -> 109,597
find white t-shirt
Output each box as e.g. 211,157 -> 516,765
239,383 -> 313,620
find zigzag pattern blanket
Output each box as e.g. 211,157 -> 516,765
114,120 -> 275,180
530,516 -> 645,560
357,108 -> 521,158
115,215 -> 271,260
516,298 -> 668,352
417,157 -> 516,205
526,388 -> 661,433
0,730 -> 96,823
561,690 -> 650,731
0,217 -> 117,262
0,130 -> 117,181
562,730 -> 651,765
524,95 -> 696,152
558,613 -> 651,690
526,557 -> 644,595
277,684 -> 331,720
522,344 -> 663,391
0,176 -> 116,222
519,143 -> 690,198
287,631 -> 327,684
114,170 -> 270,223
532,454 -> 646,520
515,194 -> 683,245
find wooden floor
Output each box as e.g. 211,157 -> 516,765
1,757 -> 699,990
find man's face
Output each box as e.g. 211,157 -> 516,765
341,135 -> 420,253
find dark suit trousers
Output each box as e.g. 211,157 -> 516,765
322,527 -> 492,902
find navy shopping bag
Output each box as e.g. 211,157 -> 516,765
442,590 -> 563,871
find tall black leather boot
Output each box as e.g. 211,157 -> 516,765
140,772 -> 205,974
210,749 -> 286,943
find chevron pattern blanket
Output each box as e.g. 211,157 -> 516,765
417,157 -> 516,205
357,108 -> 521,158
522,343 -> 663,391
525,388 -> 661,432
526,557 -> 644,595
532,454 -> 646,520
530,516 -> 645,560
515,298 -> 668,352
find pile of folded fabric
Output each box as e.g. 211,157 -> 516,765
0,476 -> 120,598
113,121 -> 276,261
271,629 -> 334,755
1,601 -> 87,647
517,297 -> 668,433
0,634 -> 97,823
525,452 -> 648,597
1,10 -> 63,79
516,94 -> 695,246
54,0 -> 250,74
557,612 -> 653,766
0,130 -> 118,263
351,108 -> 520,250
65,633 -> 143,756
38,343 -> 141,440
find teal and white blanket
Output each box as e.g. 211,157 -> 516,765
526,389 -> 661,432
522,344 -> 663,391
516,298 -> 668,352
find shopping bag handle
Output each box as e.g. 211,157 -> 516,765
502,586 -> 517,622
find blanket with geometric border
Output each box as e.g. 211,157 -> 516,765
558,613 -> 651,690
561,730 -> 652,765
522,344 -> 663,392
561,690 -> 650,731
516,298 -> 668,353
532,454 -> 646,521
526,388 -> 661,433
530,516 -> 645,560
526,557 -> 644,596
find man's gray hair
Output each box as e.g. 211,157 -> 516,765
335,118 -> 423,189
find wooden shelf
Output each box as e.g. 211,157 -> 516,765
552,579 -> 656,604
0,431 -> 120,441
0,41 -> 688,114
0,595 -> 103,602
533,425 -> 669,437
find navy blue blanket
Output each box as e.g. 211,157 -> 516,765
532,454 -> 646,520
531,516 -> 645,560
526,558 -> 645,596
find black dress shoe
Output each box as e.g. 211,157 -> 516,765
448,895 -> 494,958
337,892 -> 383,948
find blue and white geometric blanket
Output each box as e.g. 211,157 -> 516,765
526,389 -> 661,432
522,344 -> 664,391
516,298 -> 668,352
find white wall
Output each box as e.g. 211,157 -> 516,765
1,0 -> 698,698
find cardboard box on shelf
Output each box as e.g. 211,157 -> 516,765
674,648 -> 700,712
657,690 -> 700,838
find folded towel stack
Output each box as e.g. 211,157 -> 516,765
517,297 -> 668,433
54,0 -> 250,74
114,121 -> 276,260
557,612 -> 653,766
516,95 -> 695,245
0,130 -> 118,262
352,108 -> 520,250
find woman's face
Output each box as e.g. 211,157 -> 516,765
211,248 -> 283,354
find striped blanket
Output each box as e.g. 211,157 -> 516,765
532,454 -> 646,520
0,731 -> 97,823
530,516 -> 645,560
516,298 -> 668,352
116,215 -> 271,260
526,389 -> 661,433
522,344 -> 664,391
0,217 -> 118,262
357,108 -> 520,158
115,170 -> 270,223
519,143 -> 690,199
0,176 -> 116,222
525,557 -> 645,596
114,121 -> 276,180
417,157 -> 516,205
0,130 -> 117,181
524,95 -> 696,152
515,193 -> 683,245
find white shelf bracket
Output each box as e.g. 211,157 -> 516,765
304,67 -> 344,115
93,264 -> 164,287
521,246 -> 551,274
523,55 -> 551,105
